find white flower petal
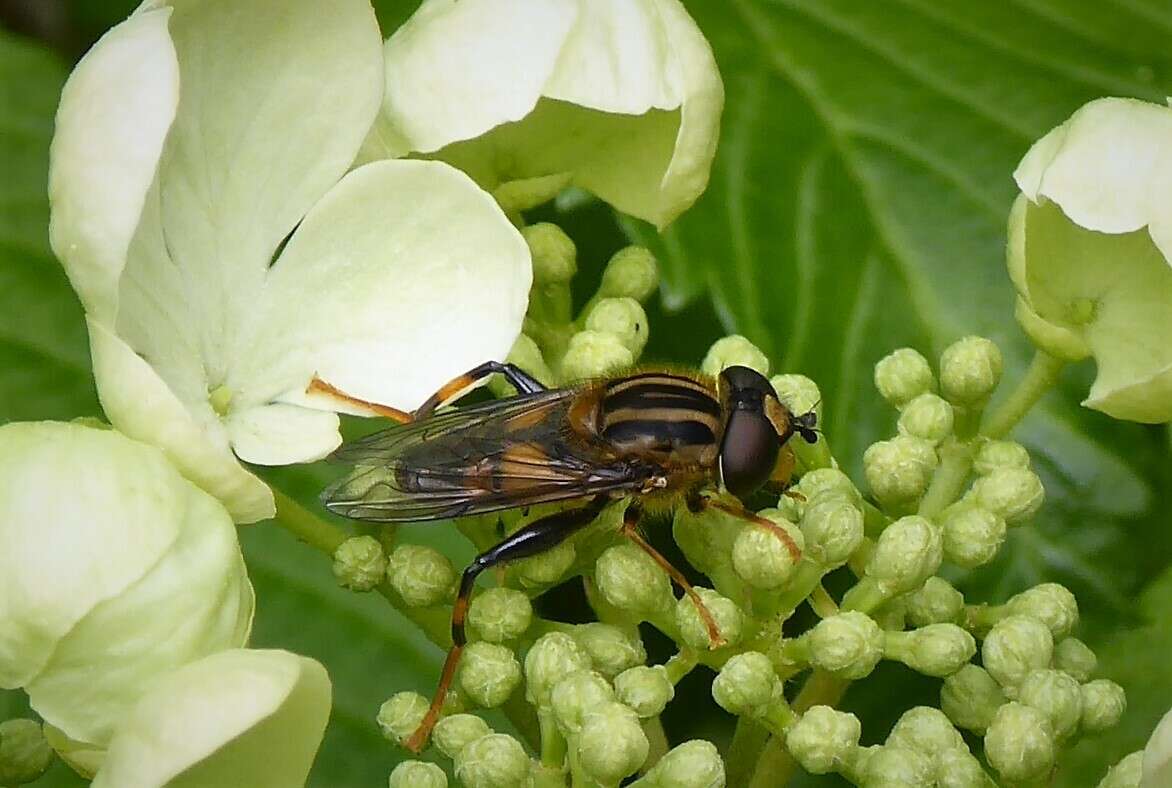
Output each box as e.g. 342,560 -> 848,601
231,159 -> 530,412
47,6 -> 179,322
26,486 -> 253,746
118,0 -> 385,382
383,0 -> 576,154
88,319 -> 275,523
1143,708 -> 1172,788
0,423 -> 182,688
226,404 -> 341,466
382,0 -> 722,227
91,650 -> 331,788
1013,97 -> 1172,263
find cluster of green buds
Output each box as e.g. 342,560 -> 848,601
333,227 -> 1133,787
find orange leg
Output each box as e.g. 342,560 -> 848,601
307,377 -> 413,423
404,496 -> 607,752
701,497 -> 802,563
622,504 -> 727,649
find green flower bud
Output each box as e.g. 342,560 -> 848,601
594,543 -> 674,615
874,348 -> 936,408
332,535 -> 388,592
1080,679 -> 1127,732
573,623 -> 647,678
983,615 -> 1054,693
578,702 -> 649,784
973,439 -> 1031,475
377,692 -> 429,747
388,760 -> 447,788
1097,751 -> 1143,788
454,733 -> 530,788
860,745 -> 934,788
906,577 -> 965,626
0,719 -> 52,786
809,612 -> 884,679
940,504 -> 1006,568
785,706 -> 862,774
639,740 -> 725,788
614,665 -> 674,718
800,497 -> 864,566
600,246 -> 658,302
701,335 -> 770,377
868,516 -> 943,596
863,437 -> 938,508
971,467 -> 1044,525
525,632 -> 592,707
1053,637 -> 1097,682
585,297 -> 649,357
941,665 -> 1007,734
550,670 -> 614,734
468,587 -> 533,643
886,706 -> 965,759
1018,669 -> 1082,741
560,330 -> 634,381
939,336 -> 1002,407
886,624 -> 976,677
732,515 -> 804,589
432,713 -> 492,759
676,588 -> 744,649
712,652 -> 781,716
459,642 -> 522,708
936,748 -> 993,788
795,468 -> 863,509
523,222 -> 577,284
771,374 -> 821,415
515,539 -> 576,587
386,544 -> 456,607
897,393 -> 955,444
984,702 -> 1055,782
1007,583 -> 1079,639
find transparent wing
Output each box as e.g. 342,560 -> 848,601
322,389 -> 653,522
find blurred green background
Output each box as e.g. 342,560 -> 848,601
1,1 -> 1170,785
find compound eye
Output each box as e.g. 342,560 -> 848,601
719,410 -> 779,498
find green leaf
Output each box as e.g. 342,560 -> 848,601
625,0 -> 1172,629
0,30 -> 98,423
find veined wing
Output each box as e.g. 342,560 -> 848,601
322,388 -> 654,522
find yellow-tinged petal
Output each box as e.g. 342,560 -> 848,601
91,650 -> 331,788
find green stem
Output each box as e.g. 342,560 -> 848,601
539,709 -> 567,769
726,718 -> 771,787
980,351 -> 1066,439
747,670 -> 850,788
917,438 -> 975,520
272,488 -> 347,554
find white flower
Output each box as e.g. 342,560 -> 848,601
1144,707 -> 1172,788
89,649 -> 331,788
1011,97 -> 1172,423
376,0 -> 724,229
0,422 -> 253,769
49,0 -> 532,522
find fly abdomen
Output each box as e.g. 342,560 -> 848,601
599,374 -> 721,462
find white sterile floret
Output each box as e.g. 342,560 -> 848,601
1011,97 -> 1172,422
90,649 -> 331,788
378,0 -> 723,229
49,0 -> 531,522
0,422 -> 252,769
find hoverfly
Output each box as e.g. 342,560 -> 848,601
316,360 -> 819,751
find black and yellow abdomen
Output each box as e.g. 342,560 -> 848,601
593,372 -> 722,467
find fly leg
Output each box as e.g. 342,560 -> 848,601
763,445 -> 806,501
405,495 -> 608,753
413,361 -> 546,419
308,361 -> 546,423
620,502 -> 727,649
689,491 -> 803,563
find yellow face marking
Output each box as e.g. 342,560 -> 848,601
764,397 -> 793,439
